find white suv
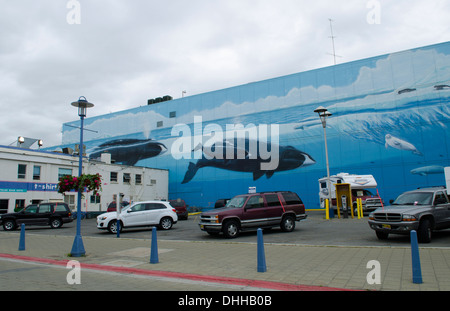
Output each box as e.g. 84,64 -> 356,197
97,201 -> 178,234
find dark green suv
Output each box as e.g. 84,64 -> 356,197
0,202 -> 73,231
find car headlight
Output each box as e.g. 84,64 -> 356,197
368,212 -> 374,220
99,216 -> 108,221
402,214 -> 417,221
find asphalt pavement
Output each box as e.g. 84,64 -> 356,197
1,211 -> 450,293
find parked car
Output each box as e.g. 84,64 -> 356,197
97,201 -> 178,234
0,202 -> 73,231
368,186 -> 450,243
199,191 -> 307,238
106,201 -> 129,212
169,199 -> 188,220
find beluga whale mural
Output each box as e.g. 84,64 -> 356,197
89,138 -> 167,166
385,134 -> 423,156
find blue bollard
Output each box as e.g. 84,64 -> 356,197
410,230 -> 423,284
257,228 -> 267,273
18,223 -> 25,251
150,227 -> 159,264
116,220 -> 120,238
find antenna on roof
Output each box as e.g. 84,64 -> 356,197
328,18 -> 342,65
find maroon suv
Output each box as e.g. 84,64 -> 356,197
199,191 -> 307,238
169,199 -> 188,220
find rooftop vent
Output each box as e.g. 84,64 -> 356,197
148,95 -> 173,105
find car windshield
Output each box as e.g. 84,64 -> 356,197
225,196 -> 247,208
352,189 -> 374,197
392,192 -> 433,206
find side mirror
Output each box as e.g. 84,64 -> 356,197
389,199 -> 394,204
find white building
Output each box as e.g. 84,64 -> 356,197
0,145 -> 168,214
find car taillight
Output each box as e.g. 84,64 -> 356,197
172,208 -> 176,212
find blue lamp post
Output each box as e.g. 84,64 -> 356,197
70,96 -> 94,257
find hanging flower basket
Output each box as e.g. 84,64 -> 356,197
58,173 -> 102,196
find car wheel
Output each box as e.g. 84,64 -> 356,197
280,215 -> 296,232
418,219 -> 432,243
107,220 -> 122,234
50,218 -> 62,229
3,220 -> 16,231
223,220 -> 239,238
375,231 -> 389,240
159,217 -> 173,230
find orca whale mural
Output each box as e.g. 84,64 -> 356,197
89,138 -> 167,166
181,139 -> 315,183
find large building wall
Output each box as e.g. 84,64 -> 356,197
59,42 -> 450,209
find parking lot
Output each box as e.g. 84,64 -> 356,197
3,210 -> 450,291
8,211 -> 450,248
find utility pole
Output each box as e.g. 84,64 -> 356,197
328,19 -> 341,65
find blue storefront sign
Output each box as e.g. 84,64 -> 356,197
0,181 -> 58,193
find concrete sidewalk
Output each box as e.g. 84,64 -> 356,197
1,231 -> 450,291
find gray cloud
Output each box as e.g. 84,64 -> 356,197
0,0 -> 449,147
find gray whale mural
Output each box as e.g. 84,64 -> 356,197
182,139 -> 315,184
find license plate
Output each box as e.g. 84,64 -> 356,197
382,224 -> 391,229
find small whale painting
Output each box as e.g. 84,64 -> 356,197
385,134 -> 423,156
89,139 -> 167,166
410,165 -> 444,176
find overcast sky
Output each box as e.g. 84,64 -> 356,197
1,0 -> 449,148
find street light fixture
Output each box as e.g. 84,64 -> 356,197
314,106 -> 333,216
70,96 -> 94,257
17,136 -> 25,147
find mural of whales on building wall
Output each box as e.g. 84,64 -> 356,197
181,138 -> 315,184
89,138 -> 167,166
385,134 -> 423,156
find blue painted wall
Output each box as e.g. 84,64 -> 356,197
59,42 -> 450,210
